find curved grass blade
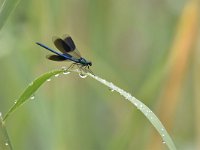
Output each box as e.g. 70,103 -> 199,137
2,67 -> 176,149
3,70 -> 63,121
0,0 -> 20,30
0,113 -> 12,150
87,73 -> 177,150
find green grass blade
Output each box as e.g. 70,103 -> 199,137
3,68 -> 176,149
87,73 -> 177,150
0,113 -> 13,150
3,70 -> 63,121
0,0 -> 20,30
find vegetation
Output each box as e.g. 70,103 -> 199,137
0,0 -> 199,149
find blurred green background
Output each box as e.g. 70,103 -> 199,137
0,0 -> 199,149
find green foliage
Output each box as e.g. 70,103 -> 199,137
0,0 -> 196,149
0,0 -> 21,30
0,0 -> 20,149
3,70 -> 63,121
0,114 -> 12,150
89,74 -> 177,150
3,69 -> 176,149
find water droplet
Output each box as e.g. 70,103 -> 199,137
63,71 -> 70,75
134,102 -> 138,107
79,73 -> 88,78
61,66 -> 70,74
14,100 -> 17,104
161,128 -> 164,131
5,142 -> 8,146
54,74 -> 60,77
126,94 -> 132,99
110,82 -> 114,87
0,112 -> 2,117
101,79 -> 106,84
162,134 -> 165,137
162,140 -> 166,144
47,78 -> 51,82
150,110 -> 152,113
30,96 -> 35,100
109,88 -> 115,92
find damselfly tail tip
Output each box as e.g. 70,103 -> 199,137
36,42 -> 41,45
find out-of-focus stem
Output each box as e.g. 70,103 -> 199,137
150,1 -> 199,149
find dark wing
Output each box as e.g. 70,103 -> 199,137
62,34 -> 81,59
62,35 -> 76,50
46,54 -> 67,61
52,36 -> 74,54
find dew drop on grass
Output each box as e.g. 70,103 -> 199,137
134,102 -> 139,109
79,73 -> 88,78
140,104 -> 143,110
5,142 -> 8,146
145,110 -> 150,116
14,100 -> 17,104
54,74 -> 60,77
63,71 -> 70,75
61,66 -> 70,75
101,79 -> 106,84
126,94 -> 132,99
162,140 -> 166,144
30,96 -> 35,100
47,78 -> 51,82
109,88 -> 115,92
134,102 -> 138,107
0,112 -> 3,120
